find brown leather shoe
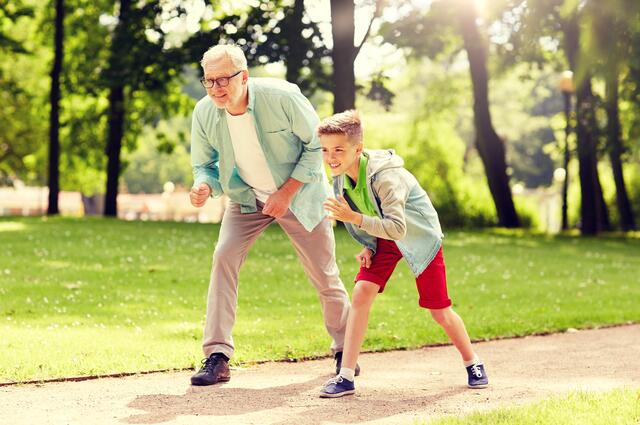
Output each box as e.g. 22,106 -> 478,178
191,353 -> 231,386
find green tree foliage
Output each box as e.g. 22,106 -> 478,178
252,0 -> 332,97
121,118 -> 191,194
97,0 -> 309,214
362,62 -> 505,228
588,0 -> 638,230
497,0 -> 639,233
9,0 -> 331,202
0,0 -> 32,53
380,0 -> 520,227
0,1 -> 43,184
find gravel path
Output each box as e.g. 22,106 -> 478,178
2,324 -> 639,425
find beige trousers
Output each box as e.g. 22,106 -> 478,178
202,201 -> 350,359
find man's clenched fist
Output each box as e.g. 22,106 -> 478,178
189,183 -> 211,207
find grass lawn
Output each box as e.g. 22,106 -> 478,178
423,388 -> 640,424
1,217 -> 639,382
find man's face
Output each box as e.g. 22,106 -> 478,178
203,56 -> 248,110
320,133 -> 363,177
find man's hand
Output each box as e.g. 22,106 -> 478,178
263,188 -> 294,218
355,247 -> 373,268
263,178 -> 302,218
189,183 -> 211,207
323,196 -> 362,226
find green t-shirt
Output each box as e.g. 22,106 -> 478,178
344,155 -> 378,217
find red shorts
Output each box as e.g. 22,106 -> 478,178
355,239 -> 452,309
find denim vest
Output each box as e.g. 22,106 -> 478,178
333,150 -> 443,276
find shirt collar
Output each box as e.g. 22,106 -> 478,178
344,155 -> 368,191
247,78 -> 255,112
212,78 -> 253,121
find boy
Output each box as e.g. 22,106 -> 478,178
317,110 -> 488,398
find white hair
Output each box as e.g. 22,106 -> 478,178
200,44 -> 248,70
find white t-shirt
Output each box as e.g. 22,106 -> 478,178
225,110 -> 278,202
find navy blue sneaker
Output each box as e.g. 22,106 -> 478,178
319,375 -> 356,398
466,362 -> 489,388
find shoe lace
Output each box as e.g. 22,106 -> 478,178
201,355 -> 222,373
325,375 -> 344,386
470,364 -> 483,378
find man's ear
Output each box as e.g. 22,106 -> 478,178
356,142 -> 364,154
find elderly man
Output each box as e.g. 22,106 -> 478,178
189,44 -> 356,386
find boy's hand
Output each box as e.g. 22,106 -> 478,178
356,247 -> 373,268
323,196 -> 362,226
189,183 -> 211,207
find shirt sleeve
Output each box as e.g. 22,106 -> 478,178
190,107 -> 224,198
358,170 -> 409,240
285,88 -> 323,184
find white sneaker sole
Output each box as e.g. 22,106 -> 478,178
468,383 -> 489,389
319,389 -> 356,398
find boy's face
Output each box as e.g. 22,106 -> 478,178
320,133 -> 363,177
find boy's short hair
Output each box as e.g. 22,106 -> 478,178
317,110 -> 363,143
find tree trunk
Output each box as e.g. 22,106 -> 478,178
562,13 -> 611,235
574,77 -> 609,234
594,163 -> 611,231
330,0 -> 356,112
563,13 -> 610,235
284,0 -> 305,86
605,69 -> 636,231
104,86 -> 125,216
103,0 -> 130,217
561,92 -> 571,230
47,0 -> 64,216
457,1 -> 520,228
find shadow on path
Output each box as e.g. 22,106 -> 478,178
124,376 -> 466,424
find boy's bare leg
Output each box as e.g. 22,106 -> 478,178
341,280 -> 379,370
430,306 -> 476,362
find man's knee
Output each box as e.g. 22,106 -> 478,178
212,242 -> 243,268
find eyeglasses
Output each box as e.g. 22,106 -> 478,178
200,70 -> 243,89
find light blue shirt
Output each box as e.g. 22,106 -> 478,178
190,78 -> 331,231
